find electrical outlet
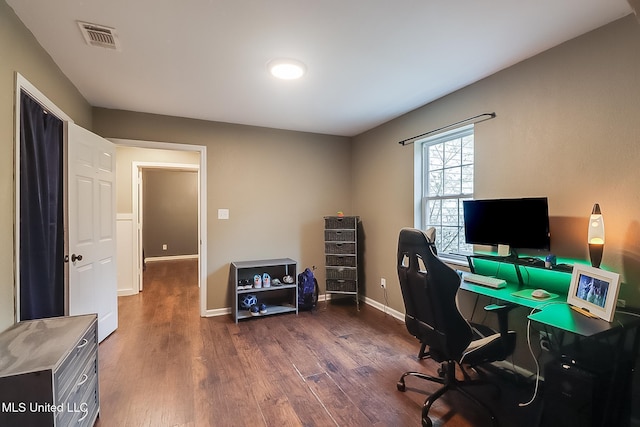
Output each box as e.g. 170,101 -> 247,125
162,244 -> 168,251
380,278 -> 386,288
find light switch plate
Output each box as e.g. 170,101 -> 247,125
218,208 -> 229,220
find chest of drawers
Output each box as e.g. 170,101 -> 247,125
324,216 -> 360,310
0,314 -> 99,426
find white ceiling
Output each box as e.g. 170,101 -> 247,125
7,0 -> 634,136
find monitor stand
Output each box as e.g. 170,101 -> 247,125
466,250 -> 572,289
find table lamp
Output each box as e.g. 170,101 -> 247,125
588,203 -> 605,268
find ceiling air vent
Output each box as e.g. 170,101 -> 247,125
77,21 -> 121,50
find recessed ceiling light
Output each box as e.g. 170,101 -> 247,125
268,59 -> 306,80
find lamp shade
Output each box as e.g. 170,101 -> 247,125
588,203 -> 605,268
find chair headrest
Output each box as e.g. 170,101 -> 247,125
398,227 -> 438,255
424,227 -> 436,244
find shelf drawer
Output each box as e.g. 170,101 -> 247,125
326,279 -> 357,293
324,229 -> 355,242
325,242 -> 355,255
326,255 -> 356,267
324,216 -> 356,230
326,267 -> 357,280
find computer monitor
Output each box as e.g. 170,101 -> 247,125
462,197 -> 551,255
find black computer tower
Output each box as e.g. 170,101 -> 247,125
540,360 -> 602,427
540,357 -> 632,427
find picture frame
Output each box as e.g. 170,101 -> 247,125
566,264 -> 621,322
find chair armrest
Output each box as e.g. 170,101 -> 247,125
483,303 -> 517,338
484,303 -> 517,312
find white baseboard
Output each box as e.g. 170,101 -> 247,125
145,254 -> 199,262
204,307 -> 231,317
361,295 -> 404,321
491,360 -> 536,380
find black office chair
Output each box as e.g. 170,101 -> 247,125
396,227 -> 517,427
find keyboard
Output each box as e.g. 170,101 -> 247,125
461,272 -> 507,289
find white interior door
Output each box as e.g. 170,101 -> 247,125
66,123 -> 117,342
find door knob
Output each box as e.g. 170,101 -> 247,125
71,254 -> 83,262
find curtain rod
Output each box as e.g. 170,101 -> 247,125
397,112 -> 496,146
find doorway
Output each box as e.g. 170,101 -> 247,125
14,73 -> 72,322
14,74 -> 119,342
138,164 -> 199,291
110,139 -> 208,317
18,90 -> 64,320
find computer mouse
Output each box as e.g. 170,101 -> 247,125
531,289 -> 551,299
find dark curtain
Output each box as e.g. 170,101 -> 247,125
20,91 -> 64,320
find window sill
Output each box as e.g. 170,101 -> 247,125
439,254 -> 471,271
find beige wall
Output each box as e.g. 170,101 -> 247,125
0,1 -> 92,331
94,109 -> 352,310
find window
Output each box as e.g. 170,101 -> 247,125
416,125 -> 474,256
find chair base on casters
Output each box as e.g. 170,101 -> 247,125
397,361 -> 499,427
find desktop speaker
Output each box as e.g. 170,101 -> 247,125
540,360 -> 603,427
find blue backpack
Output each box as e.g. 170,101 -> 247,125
297,268 -> 319,311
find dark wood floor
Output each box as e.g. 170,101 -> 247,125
95,259 -> 541,427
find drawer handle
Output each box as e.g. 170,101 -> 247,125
77,374 -> 89,386
77,338 -> 88,349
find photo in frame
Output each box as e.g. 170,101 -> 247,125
566,264 -> 621,322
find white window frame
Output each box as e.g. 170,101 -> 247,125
414,124 -> 474,258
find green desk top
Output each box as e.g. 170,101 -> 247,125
528,303 -> 639,337
459,280 -> 563,310
460,278 -> 639,337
